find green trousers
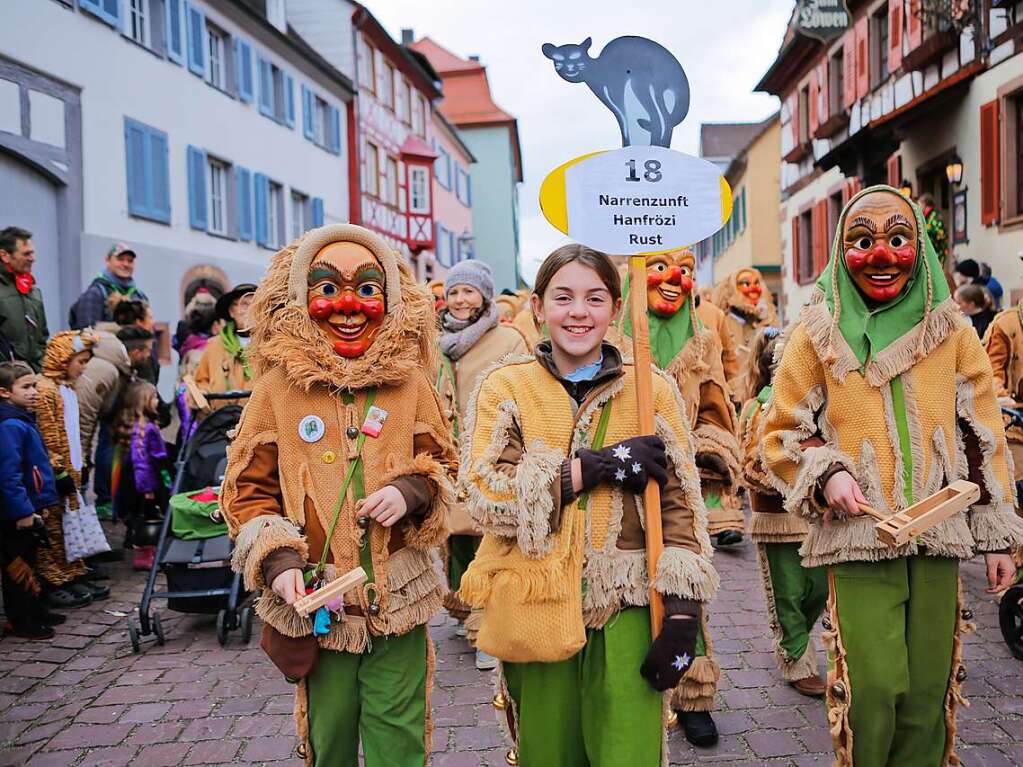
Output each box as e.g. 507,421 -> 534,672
447,534 -> 480,591
307,625 -> 430,767
503,607 -> 663,767
759,542 -> 828,674
831,556 -> 959,767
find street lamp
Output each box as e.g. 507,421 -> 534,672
945,154 -> 963,186
899,179 -> 913,198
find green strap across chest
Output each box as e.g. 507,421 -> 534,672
316,389 -> 376,574
577,401 -> 613,512
889,377 -> 914,507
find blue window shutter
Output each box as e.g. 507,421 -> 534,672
235,166 -> 253,241
235,39 -> 253,102
455,164 -> 462,200
284,73 -> 296,128
312,197 -> 324,228
257,57 -> 273,117
165,0 -> 184,64
465,173 -> 472,206
82,0 -> 120,26
254,173 -> 269,246
125,120 -> 148,218
186,4 -> 207,76
186,145 -> 208,230
148,129 -> 171,223
328,105 -> 341,154
301,85 -> 314,140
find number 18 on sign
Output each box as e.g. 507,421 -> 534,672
540,145 -> 732,255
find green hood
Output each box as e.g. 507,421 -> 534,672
814,184 -> 950,369
621,273 -> 700,369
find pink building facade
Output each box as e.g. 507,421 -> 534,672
430,111 -> 475,279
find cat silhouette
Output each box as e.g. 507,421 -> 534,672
542,36 -> 690,148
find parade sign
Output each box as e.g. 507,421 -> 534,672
539,145 -> 731,254
795,0 -> 851,42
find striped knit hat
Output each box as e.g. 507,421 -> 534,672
42,330 -> 97,380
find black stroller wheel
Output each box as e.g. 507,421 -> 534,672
999,584 -> 1023,661
152,612 -> 165,646
240,607 -> 254,644
127,619 -> 141,654
216,609 -> 230,647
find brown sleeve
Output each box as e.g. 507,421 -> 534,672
961,419 -> 993,506
490,416 -> 569,532
718,319 -> 740,382
984,322 -> 1012,398
696,378 -> 737,436
227,441 -> 285,528
619,453 -> 700,555
193,345 -> 213,391
388,473 -> 433,519
261,547 -> 305,586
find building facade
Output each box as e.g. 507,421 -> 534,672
759,1 -> 1023,318
410,37 -> 524,291
1,0 -> 354,388
430,110 -> 475,280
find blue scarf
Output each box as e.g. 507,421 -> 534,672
563,353 -> 604,382
100,269 -> 138,295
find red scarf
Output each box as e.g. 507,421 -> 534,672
6,267 -> 34,295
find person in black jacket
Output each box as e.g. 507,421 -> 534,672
69,243 -> 149,330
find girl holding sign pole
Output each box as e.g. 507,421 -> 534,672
456,245 -> 718,765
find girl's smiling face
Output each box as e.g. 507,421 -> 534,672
532,260 -> 621,372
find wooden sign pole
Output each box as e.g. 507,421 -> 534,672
628,255 -> 665,638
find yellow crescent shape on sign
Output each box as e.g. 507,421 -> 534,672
720,176 -> 733,227
538,150 -> 607,234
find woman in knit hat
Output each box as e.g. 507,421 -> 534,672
35,329 -> 110,608
434,258 -> 526,670
221,224 -> 457,767
762,186 -> 1022,766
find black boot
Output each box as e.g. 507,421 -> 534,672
715,530 -> 743,547
678,711 -> 719,747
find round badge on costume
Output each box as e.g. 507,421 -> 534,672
299,415 -> 326,443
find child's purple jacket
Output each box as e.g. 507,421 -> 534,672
131,421 -> 168,494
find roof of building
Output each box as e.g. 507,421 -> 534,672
234,0 -> 355,96
409,36 -> 522,181
699,121 -> 770,160
723,113 -> 779,184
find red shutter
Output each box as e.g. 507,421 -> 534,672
907,0 -> 922,50
788,92 -> 800,148
791,215 -> 801,281
813,199 -> 830,275
886,154 -> 902,187
809,69 -> 819,136
980,99 -> 1001,226
889,0 -> 904,72
818,59 -> 829,126
843,176 -> 863,204
843,29 -> 857,108
855,16 -> 870,99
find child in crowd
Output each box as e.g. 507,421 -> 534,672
0,362 -> 62,639
34,330 -> 110,608
125,380 -> 170,571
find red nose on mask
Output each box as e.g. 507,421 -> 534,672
867,244 -> 897,265
667,266 -> 683,284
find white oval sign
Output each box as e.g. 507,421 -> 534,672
540,145 -> 731,254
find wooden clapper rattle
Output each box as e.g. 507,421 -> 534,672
291,567 -> 368,619
854,480 -> 981,548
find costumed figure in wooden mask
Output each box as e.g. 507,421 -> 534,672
712,267 -> 778,404
762,186 -> 1022,767
220,224 -> 458,767
610,247 -> 739,746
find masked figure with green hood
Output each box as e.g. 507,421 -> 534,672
762,186 -> 1023,766
613,247 -> 739,747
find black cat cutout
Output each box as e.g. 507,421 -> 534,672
542,36 -> 690,148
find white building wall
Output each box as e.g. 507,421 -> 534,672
287,0 -> 357,80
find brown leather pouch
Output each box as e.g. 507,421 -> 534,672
260,624 -> 319,682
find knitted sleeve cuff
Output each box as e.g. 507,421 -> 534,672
653,545 -> 719,603
230,515 -> 308,591
693,424 -> 740,485
783,446 -> 858,519
382,453 -> 454,551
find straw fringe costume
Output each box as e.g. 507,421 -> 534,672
220,225 -> 457,767
740,387 -> 826,682
457,343 -> 718,765
694,297 -> 740,391
34,331 -> 95,587
762,187 -> 1023,767
712,269 -> 778,404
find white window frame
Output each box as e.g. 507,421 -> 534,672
267,181 -> 283,248
206,24 -> 227,91
409,166 -> 429,214
125,0 -> 150,47
363,143 -> 379,198
384,157 -> 398,206
207,156 -> 229,236
314,96 -> 328,147
291,190 -> 308,240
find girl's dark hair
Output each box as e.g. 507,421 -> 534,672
0,361 -> 34,390
532,244 -> 621,302
745,327 -> 782,399
113,299 -> 147,327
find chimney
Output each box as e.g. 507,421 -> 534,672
468,55 -> 480,62
401,28 -> 414,46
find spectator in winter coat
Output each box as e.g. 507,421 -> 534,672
0,227 -> 49,371
69,243 -> 149,330
0,361 -> 63,639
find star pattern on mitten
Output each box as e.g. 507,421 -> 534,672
615,468 -> 627,482
631,462 -> 642,475
613,445 -> 632,462
672,653 -> 691,671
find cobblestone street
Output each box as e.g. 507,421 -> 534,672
2,527 -> 1021,767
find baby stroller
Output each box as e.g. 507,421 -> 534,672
998,407 -> 1023,661
127,391 -> 253,652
